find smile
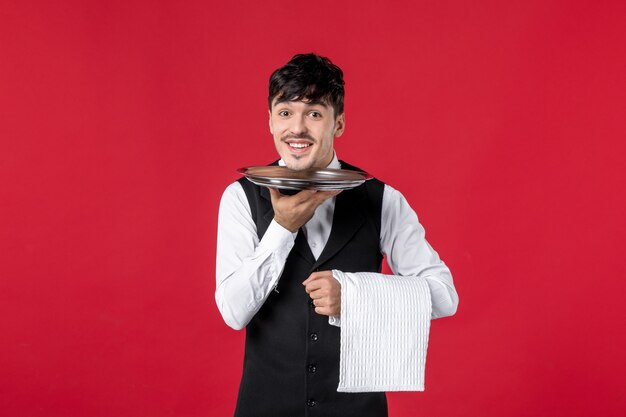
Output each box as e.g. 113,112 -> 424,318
285,139 -> 314,154
289,143 -> 311,149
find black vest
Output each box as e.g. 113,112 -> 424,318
234,161 -> 387,417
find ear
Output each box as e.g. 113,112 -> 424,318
333,113 -> 345,138
268,109 -> 273,135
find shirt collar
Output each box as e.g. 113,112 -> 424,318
278,152 -> 341,169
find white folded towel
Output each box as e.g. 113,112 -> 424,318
332,270 -> 432,392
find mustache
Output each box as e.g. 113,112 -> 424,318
281,133 -> 316,143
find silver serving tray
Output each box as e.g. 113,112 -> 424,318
238,166 -> 371,190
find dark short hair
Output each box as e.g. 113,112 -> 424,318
268,53 -> 345,117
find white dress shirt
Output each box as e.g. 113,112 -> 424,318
215,153 -> 458,330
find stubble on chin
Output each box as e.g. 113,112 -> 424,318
283,155 -> 314,171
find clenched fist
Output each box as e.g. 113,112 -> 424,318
303,271 -> 341,317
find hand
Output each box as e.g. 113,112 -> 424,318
269,188 -> 341,232
303,271 -> 341,317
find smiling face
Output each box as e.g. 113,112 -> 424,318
269,99 -> 345,171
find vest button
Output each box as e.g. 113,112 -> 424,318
308,365 -> 317,373
307,399 -> 317,407
309,299 -> 315,307
310,332 -> 319,341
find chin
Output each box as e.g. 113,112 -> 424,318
284,156 -> 314,171
285,162 -> 312,171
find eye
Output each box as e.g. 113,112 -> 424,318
308,111 -> 322,118
278,110 -> 290,117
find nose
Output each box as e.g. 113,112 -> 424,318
289,114 -> 308,136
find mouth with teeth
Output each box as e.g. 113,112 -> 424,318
285,139 -> 313,154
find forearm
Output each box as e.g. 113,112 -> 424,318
385,247 -> 458,320
416,265 -> 458,319
380,184 -> 459,320
328,266 -> 457,328
216,219 -> 295,329
215,183 -> 296,330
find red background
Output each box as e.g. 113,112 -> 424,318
1,1 -> 625,416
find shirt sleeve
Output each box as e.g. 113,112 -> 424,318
215,182 -> 297,330
379,184 -> 459,319
328,184 -> 459,328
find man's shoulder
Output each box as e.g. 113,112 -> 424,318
223,180 -> 244,194
220,181 -> 247,207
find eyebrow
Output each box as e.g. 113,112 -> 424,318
273,99 -> 329,109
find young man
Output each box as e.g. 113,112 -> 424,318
216,53 -> 458,417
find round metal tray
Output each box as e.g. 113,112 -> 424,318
237,166 -> 371,190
